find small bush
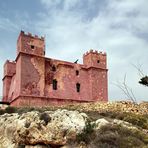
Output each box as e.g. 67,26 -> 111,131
90,142 -> 116,148
97,131 -> 119,146
18,144 -> 25,148
40,112 -> 51,125
17,107 -> 45,115
123,114 -> 148,129
5,106 -> 17,114
0,109 -> 5,115
90,124 -> 148,147
76,120 -> 96,143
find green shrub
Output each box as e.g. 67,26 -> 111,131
99,111 -> 118,119
17,107 -> 45,115
76,120 -> 96,143
40,112 -> 51,125
18,144 -> 25,148
0,109 -> 5,115
5,106 -> 17,114
123,114 -> 148,129
91,124 -> 148,147
97,131 -> 119,146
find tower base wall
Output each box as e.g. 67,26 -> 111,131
10,96 -> 101,107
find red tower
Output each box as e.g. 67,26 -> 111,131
2,31 -> 108,106
83,50 -> 108,101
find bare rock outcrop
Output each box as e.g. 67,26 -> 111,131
0,106 -> 147,148
0,110 -> 87,147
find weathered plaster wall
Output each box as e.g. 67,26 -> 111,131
20,54 -> 45,96
31,56 -> 45,96
90,68 -> 108,101
7,56 -> 22,102
8,75 -> 16,101
11,96 -> 90,107
45,59 -> 91,101
2,77 -> 12,101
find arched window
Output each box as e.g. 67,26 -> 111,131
53,79 -> 57,90
76,83 -> 80,92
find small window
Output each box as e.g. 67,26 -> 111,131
76,83 -> 80,92
52,66 -> 56,72
97,60 -> 100,63
31,45 -> 35,49
53,79 -> 57,90
76,70 -> 79,76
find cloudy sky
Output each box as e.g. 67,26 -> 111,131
0,0 -> 147,102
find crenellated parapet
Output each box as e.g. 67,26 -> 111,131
4,60 -> 16,64
83,49 -> 106,57
19,30 -> 45,41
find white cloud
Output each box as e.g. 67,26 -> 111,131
37,0 -> 148,101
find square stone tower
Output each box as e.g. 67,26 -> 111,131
83,50 -> 108,101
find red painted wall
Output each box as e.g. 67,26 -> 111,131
2,60 -> 16,101
2,31 -> 108,106
44,59 -> 91,101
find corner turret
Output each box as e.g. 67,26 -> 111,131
17,31 -> 45,57
2,60 -> 16,102
83,49 -> 107,69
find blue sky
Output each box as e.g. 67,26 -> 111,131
0,0 -> 148,102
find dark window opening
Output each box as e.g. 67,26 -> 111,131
52,66 -> 56,72
31,45 -> 35,49
76,70 -> 79,76
53,79 -> 57,90
76,83 -> 80,92
97,60 -> 100,63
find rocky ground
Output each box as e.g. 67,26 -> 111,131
0,101 -> 148,148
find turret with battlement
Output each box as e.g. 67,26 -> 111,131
83,49 -> 107,69
3,60 -> 16,77
2,60 -> 16,102
17,31 -> 45,58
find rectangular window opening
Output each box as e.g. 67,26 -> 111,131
31,45 -> 35,49
76,83 -> 80,92
76,70 -> 79,76
53,79 -> 57,90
